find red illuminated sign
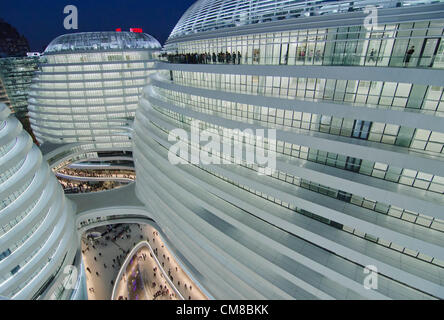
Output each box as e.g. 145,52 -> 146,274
115,28 -> 122,32
130,28 -> 143,33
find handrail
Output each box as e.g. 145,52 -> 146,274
160,53 -> 444,69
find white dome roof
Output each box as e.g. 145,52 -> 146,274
45,31 -> 161,54
168,0 -> 439,40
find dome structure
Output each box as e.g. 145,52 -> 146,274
45,32 -> 161,54
168,0 -> 439,40
28,31 -> 161,153
135,0 -> 444,299
0,103 -> 78,299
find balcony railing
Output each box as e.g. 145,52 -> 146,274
160,52 -> 444,69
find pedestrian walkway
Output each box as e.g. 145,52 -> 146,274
113,247 -> 178,300
139,225 -> 208,300
81,223 -> 208,300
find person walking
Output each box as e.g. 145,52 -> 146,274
368,48 -> 376,63
404,46 -> 415,66
314,50 -> 321,62
206,52 -> 211,64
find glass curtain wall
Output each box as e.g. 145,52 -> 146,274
164,20 -> 444,69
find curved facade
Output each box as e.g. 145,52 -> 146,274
134,1 -> 444,299
45,32 -> 160,54
28,32 -> 161,152
0,103 -> 78,299
169,0 -> 441,39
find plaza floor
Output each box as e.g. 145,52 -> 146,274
81,223 -> 208,300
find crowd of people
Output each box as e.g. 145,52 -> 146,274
161,48 -> 325,65
55,168 -> 135,194
163,51 -> 243,65
115,237 -> 179,300
57,168 -> 135,180
81,223 -> 208,300
58,178 -> 125,194
143,229 -> 204,300
162,46 -> 421,67
112,226 -> 207,300
83,224 -> 135,299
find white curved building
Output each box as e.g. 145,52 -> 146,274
134,0 -> 444,299
0,103 -> 79,300
28,32 -> 161,154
